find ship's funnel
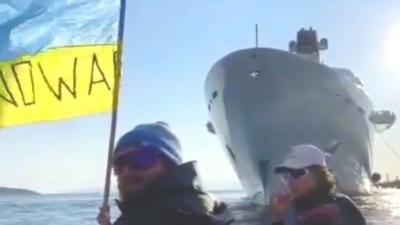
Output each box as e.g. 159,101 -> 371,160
288,28 -> 328,63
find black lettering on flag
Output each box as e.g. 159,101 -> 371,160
0,70 -> 18,107
113,50 -> 120,79
12,61 -> 35,106
38,58 -> 78,101
88,53 -> 111,95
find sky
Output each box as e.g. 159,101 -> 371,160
1,0 -> 400,193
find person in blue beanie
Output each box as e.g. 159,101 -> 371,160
97,122 -> 234,225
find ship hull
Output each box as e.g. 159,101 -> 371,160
205,48 -> 374,204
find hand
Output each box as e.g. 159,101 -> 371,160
97,205 -> 111,225
267,193 -> 293,222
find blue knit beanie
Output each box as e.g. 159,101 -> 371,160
114,122 -> 182,165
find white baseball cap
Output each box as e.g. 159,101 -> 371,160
274,144 -> 330,173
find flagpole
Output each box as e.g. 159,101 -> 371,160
102,0 -> 127,208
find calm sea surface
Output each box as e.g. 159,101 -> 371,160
1,188 -> 399,225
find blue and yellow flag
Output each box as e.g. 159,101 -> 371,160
0,0 -> 122,128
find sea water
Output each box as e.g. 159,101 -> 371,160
1,188 -> 399,225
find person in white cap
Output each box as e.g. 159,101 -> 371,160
268,144 -> 366,225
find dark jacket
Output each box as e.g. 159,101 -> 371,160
113,162 -> 234,225
272,190 -> 366,225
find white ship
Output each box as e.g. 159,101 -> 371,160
204,28 -> 396,204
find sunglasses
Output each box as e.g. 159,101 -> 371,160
283,168 -> 309,180
114,147 -> 161,172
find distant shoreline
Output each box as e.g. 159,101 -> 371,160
0,187 -> 41,196
0,187 -> 244,196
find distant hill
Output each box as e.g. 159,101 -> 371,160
66,186 -> 118,194
0,187 -> 40,196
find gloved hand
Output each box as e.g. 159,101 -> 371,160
97,205 -> 111,225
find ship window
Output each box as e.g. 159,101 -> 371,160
357,106 -> 365,114
212,91 -> 218,99
225,144 -> 236,161
250,70 -> 261,78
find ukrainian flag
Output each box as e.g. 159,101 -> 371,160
0,0 -> 123,128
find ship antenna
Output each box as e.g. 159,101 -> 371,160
255,24 -> 259,48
